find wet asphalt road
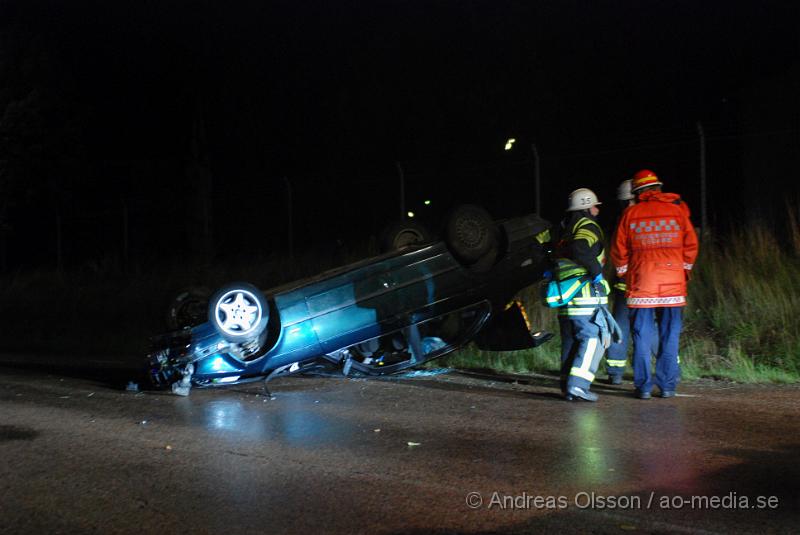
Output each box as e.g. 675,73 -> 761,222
1,357 -> 799,535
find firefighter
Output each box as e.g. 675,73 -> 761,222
611,170 -> 699,399
557,188 -> 610,402
604,179 -> 636,384
607,179 -> 660,384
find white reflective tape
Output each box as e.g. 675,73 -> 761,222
558,308 -> 596,316
616,265 -> 628,275
683,263 -> 693,270
627,296 -> 686,306
572,296 -> 608,303
570,337 -> 599,381
582,338 -> 598,371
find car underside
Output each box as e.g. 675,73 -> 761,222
145,206 -> 553,396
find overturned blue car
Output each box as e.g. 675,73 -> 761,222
146,205 -> 553,396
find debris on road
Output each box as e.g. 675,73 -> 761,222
398,368 -> 452,378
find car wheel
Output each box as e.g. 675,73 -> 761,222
380,220 -> 432,252
208,282 -> 270,343
166,286 -> 211,330
445,204 -> 498,269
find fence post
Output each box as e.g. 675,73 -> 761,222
56,212 -> 63,275
697,121 -> 709,235
122,199 -> 129,272
396,161 -> 406,219
282,176 -> 293,259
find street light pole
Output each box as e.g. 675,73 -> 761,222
56,211 -> 63,276
282,176 -> 293,259
122,199 -> 129,272
396,161 -> 406,220
697,121 -> 708,236
531,143 -> 541,215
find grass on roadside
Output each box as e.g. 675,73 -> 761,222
1,216 -> 798,384
441,218 -> 800,384
680,220 -> 800,383
438,285 -> 562,376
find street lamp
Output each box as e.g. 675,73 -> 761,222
503,136 -> 540,215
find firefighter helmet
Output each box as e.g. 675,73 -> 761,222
617,179 -> 634,201
631,169 -> 662,193
567,188 -> 602,211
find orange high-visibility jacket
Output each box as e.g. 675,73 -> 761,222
611,190 -> 699,308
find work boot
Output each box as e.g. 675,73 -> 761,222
634,389 -> 651,400
659,390 -> 676,398
608,375 -> 622,385
566,385 -> 598,402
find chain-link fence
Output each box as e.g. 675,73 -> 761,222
2,121 -> 796,273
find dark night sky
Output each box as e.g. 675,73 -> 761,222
1,1 -> 799,268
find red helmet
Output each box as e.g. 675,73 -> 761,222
631,169 -> 662,193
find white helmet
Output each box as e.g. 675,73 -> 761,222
617,179 -> 634,201
567,188 -> 602,211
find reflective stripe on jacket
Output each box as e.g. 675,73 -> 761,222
610,191 -> 699,308
569,217 -> 606,270
556,214 -> 609,316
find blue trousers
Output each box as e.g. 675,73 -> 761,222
605,290 -> 630,378
606,290 -> 659,378
559,315 -> 604,392
630,307 -> 683,394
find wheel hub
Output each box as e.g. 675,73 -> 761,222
216,291 -> 262,335
455,219 -> 486,248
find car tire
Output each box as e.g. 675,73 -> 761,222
379,220 -> 432,252
208,282 -> 270,343
166,286 -> 211,330
467,241 -> 499,273
445,204 -> 498,268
